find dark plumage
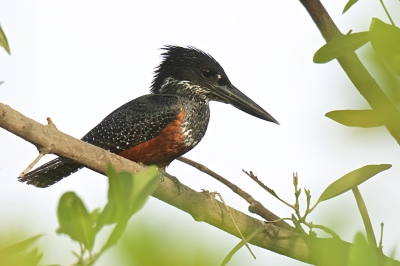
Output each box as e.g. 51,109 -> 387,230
19,45 -> 278,188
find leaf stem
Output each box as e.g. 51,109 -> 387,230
379,0 -> 395,26
352,187 -> 377,248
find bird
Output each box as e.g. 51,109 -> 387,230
19,45 -> 279,192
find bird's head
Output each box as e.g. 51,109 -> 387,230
151,45 -> 279,124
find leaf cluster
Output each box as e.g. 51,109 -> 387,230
314,1 -> 400,128
55,165 -> 159,265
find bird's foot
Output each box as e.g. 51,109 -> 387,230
159,168 -> 183,194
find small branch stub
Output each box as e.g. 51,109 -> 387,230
46,117 -> 57,129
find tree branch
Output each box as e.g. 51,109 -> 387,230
2,102 -> 399,265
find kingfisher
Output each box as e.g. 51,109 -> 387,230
19,45 -> 279,192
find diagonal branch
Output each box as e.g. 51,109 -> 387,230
4,101 -> 397,265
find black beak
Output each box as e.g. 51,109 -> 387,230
212,84 -> 279,124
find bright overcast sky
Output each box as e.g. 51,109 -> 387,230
1,0 -> 400,265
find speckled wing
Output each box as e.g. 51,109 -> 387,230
82,95 -> 182,153
19,94 -> 182,187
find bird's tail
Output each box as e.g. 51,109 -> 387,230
18,157 -> 83,188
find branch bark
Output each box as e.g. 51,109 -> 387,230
1,102 -> 399,265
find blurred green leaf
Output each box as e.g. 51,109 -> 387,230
96,165 -> 135,230
363,49 -> 400,106
342,0 -> 359,14
112,219 -> 223,266
95,201 -> 115,232
0,24 -> 10,54
57,192 -> 95,251
385,246 -> 398,266
128,165 -> 160,215
101,166 -> 159,251
107,165 -> 134,213
90,208 -> 101,224
370,18 -> 400,76
317,164 -> 391,203
0,235 -> 43,257
102,219 -> 129,252
21,248 -> 43,266
348,232 -> 378,265
97,165 -> 160,230
313,32 -> 369,63
325,110 -> 385,128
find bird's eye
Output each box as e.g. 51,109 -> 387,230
201,68 -> 214,78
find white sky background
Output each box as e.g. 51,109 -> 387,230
1,0 -> 400,265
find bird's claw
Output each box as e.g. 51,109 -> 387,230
159,168 -> 183,194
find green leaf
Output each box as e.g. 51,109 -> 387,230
96,165 -> 160,251
342,0 -> 359,14
90,208 -> 101,224
370,18 -> 400,76
95,201 -> 115,232
21,248 -> 43,266
0,235 -> 43,257
313,32 -> 369,63
128,165 -> 160,215
57,192 -> 95,251
317,164 -> 391,203
348,232 -> 378,265
102,218 -> 129,252
96,165 -> 159,233
0,24 -> 10,54
95,165 -> 135,230
325,110 -> 385,128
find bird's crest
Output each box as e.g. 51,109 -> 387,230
151,45 -> 223,93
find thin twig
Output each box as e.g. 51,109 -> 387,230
221,222 -> 270,266
303,189 -> 312,220
293,173 -> 302,219
379,222 -> 384,250
19,117 -> 58,177
242,169 -> 294,210
215,192 -> 256,259
222,217 -> 296,266
304,222 -> 341,239
19,152 -> 45,177
177,156 -> 295,231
